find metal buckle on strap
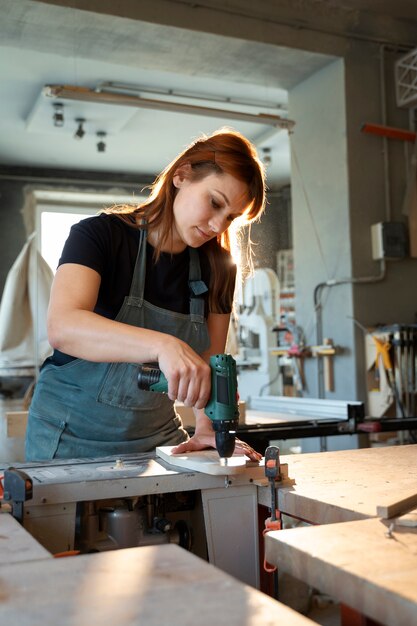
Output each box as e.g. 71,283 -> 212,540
189,279 -> 208,296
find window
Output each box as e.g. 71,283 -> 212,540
39,207 -> 96,272
34,190 -> 142,271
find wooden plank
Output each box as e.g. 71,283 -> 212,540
0,512 -> 51,564
377,492 -> 417,519
6,411 -> 28,438
265,517 -> 417,626
0,543 -> 316,626
156,445 -> 263,476
258,444 -> 417,524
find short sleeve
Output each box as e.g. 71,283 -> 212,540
58,215 -> 113,276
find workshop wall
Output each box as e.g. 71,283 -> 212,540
344,43 -> 416,402
290,44 -> 415,403
250,188 -> 292,272
290,58 -> 357,401
0,181 -> 27,295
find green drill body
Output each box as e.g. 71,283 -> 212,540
137,354 -> 240,461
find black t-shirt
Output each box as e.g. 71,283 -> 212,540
49,213 -> 232,365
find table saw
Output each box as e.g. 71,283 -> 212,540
1,449 -> 271,588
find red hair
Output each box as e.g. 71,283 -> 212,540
105,128 -> 267,312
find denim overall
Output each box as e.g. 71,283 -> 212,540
25,228 -> 210,461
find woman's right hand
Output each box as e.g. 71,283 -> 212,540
156,337 -> 211,410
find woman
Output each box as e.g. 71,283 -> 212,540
25,128 -> 266,461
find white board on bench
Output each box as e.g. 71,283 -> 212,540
156,446 -> 259,475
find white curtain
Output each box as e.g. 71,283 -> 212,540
0,233 -> 53,369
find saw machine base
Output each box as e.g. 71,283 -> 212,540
2,451 -> 266,588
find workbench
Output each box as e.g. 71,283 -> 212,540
265,517 -> 417,626
3,444 -> 417,626
259,443 -> 417,523
0,513 -> 317,626
262,444 -> 417,626
0,510 -> 51,564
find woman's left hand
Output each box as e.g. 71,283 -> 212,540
171,433 -> 263,463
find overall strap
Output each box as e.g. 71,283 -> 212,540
188,247 -> 208,323
126,226 -> 147,306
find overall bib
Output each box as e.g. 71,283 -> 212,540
25,228 -> 210,461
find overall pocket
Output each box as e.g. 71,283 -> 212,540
97,362 -> 169,410
25,411 -> 66,461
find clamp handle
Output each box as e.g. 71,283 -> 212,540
265,445 -> 281,480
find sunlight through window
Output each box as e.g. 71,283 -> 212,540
40,210 -> 96,272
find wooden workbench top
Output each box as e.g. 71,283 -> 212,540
0,511 -> 51,565
265,517 -> 417,626
0,543 -> 316,626
258,444 -> 417,523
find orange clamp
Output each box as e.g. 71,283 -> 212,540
372,336 -> 392,371
263,512 -> 282,573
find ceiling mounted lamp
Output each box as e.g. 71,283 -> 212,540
97,81 -> 288,113
44,85 -> 295,131
262,147 -> 272,167
96,131 -> 106,153
53,102 -> 64,127
74,118 -> 86,140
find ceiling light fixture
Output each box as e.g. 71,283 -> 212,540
53,102 -> 64,127
97,81 -> 287,112
74,118 -> 86,140
262,147 -> 272,167
44,85 -> 295,131
97,131 -> 106,153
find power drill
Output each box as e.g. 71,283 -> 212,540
137,353 -> 240,465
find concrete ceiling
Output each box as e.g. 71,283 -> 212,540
0,1 -> 416,189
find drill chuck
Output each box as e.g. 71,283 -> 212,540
213,422 -> 238,460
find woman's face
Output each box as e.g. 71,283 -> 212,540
170,170 -> 249,252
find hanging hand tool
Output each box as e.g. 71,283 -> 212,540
137,353 -> 240,465
372,335 -> 406,417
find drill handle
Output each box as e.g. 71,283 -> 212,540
137,365 -> 168,393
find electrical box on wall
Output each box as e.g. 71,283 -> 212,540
371,222 -> 408,260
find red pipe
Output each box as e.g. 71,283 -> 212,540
362,122 -> 416,143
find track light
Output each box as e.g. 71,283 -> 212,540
45,85 -> 295,131
74,118 -> 86,140
97,131 -> 106,153
262,147 -> 272,167
53,102 -> 64,127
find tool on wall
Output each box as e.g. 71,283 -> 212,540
137,353 -> 240,465
310,338 -> 337,393
368,329 -> 415,424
